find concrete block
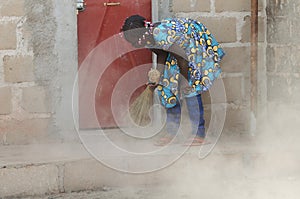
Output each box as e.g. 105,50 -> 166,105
3,55 -> 35,83
173,0 -> 210,12
266,46 -> 276,72
223,77 -> 243,103
224,107 -> 250,132
202,92 -> 211,105
0,164 -> 59,197
267,75 -> 291,103
291,77 -> 300,104
291,47 -> 300,73
22,86 -> 49,113
215,0 -> 264,12
267,17 -> 290,44
290,19 -> 300,44
0,87 -> 12,115
64,159 -> 121,192
0,0 -> 25,16
21,24 -> 33,51
244,77 -> 251,102
221,47 -> 250,73
0,118 -> 50,145
64,159 -> 160,192
294,1 -> 300,16
201,76 -> 243,105
197,17 -> 237,43
241,16 -> 265,43
273,46 -> 293,73
266,0 -> 292,17
0,22 -> 17,50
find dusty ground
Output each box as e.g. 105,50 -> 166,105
23,187 -> 172,199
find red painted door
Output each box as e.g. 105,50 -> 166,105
78,0 -> 152,129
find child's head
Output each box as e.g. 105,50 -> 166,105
121,15 -> 147,47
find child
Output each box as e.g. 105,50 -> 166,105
121,15 -> 225,146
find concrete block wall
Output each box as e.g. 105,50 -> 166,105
0,0 -> 50,145
0,0 -> 269,145
167,0 -> 267,132
266,0 -> 300,109
0,0 -> 78,145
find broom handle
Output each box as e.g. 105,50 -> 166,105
152,53 -> 157,69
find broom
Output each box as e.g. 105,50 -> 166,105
129,68 -> 161,127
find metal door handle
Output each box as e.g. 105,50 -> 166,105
77,0 -> 86,12
104,2 -> 121,6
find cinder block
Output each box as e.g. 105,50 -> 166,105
63,159 -> 117,191
291,47 -> 300,73
203,106 -> 211,129
224,107 -> 250,132
273,46 -> 292,73
0,87 -> 12,115
0,118 -> 50,145
266,46 -> 276,72
215,0 -> 264,12
0,164 -> 59,197
22,86 -> 49,113
202,92 -> 211,105
21,25 -> 32,51
221,47 -> 250,73
291,77 -> 300,104
0,22 -> 17,50
267,75 -> 291,103
64,159 -> 160,192
201,78 -> 231,105
243,76 -> 251,102
267,17 -> 290,44
0,0 -> 25,16
173,0 -> 210,12
290,19 -> 300,44
223,77 -> 243,103
197,17 -> 237,43
266,0 -> 292,17
241,16 -> 265,43
294,2 -> 300,16
3,55 -> 34,83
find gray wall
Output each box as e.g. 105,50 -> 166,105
4,0 -> 299,144
0,0 -> 78,144
266,0 -> 300,109
25,0 -> 78,141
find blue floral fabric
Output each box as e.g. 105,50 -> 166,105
150,18 -> 225,108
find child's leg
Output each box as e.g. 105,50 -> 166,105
166,103 -> 181,135
185,94 -> 205,138
154,103 -> 181,146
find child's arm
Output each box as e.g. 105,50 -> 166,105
150,48 -> 168,76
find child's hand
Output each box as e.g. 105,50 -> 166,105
148,68 -> 160,84
147,82 -> 158,91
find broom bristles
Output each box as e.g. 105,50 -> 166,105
129,86 -> 154,126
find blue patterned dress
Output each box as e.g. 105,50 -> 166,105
147,18 -> 225,108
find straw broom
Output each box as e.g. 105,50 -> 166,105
129,68 -> 161,126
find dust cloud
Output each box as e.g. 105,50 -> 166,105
142,104 -> 300,199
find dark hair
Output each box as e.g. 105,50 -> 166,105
121,15 -> 146,43
121,15 -> 146,32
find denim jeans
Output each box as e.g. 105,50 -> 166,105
166,94 -> 205,138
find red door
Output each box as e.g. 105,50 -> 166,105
78,0 -> 152,129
